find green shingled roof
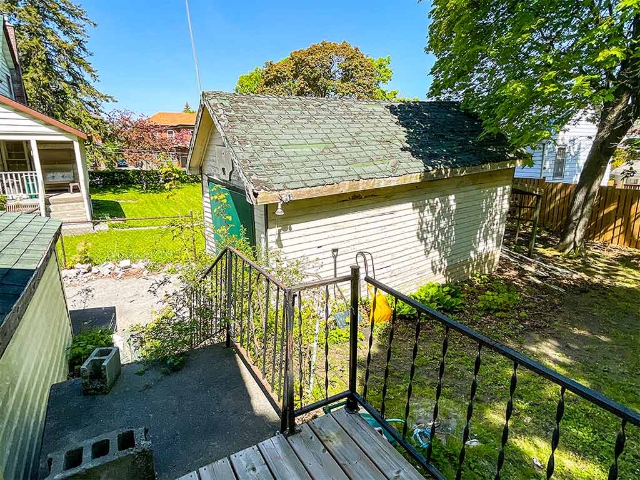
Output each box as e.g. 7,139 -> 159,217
0,212 -> 61,327
201,91 -> 520,193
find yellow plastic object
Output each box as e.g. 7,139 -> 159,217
367,285 -> 393,323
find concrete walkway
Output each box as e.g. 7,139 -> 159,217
40,345 -> 280,480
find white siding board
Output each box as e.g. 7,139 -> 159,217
0,105 -> 75,138
0,252 -> 72,480
515,113 -> 610,185
202,175 -> 214,254
266,169 -> 513,292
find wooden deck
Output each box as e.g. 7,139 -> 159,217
176,408 -> 425,479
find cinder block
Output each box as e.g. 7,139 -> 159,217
44,427 -> 154,479
81,346 -> 121,395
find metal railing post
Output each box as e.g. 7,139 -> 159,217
346,265 -> 360,412
225,249 -> 233,348
283,290 -> 296,435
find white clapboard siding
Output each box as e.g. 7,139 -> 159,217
0,104 -> 75,138
254,205 -> 267,252
266,169 -> 513,292
0,252 -> 72,480
515,112 -> 609,185
202,175 -> 215,254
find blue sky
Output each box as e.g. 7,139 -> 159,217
85,0 -> 435,116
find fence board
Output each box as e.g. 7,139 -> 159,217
511,179 -> 640,249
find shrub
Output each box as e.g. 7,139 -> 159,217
130,308 -> 194,373
67,328 -> 114,371
0,194 -> 6,211
394,282 -> 466,316
89,168 -> 199,190
70,240 -> 93,265
477,281 -> 521,313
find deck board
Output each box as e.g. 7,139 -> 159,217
287,423 -> 349,480
198,457 -> 236,480
308,413 -> 384,479
258,434 -> 312,479
177,410 -> 425,480
332,408 -> 424,480
230,445 -> 274,480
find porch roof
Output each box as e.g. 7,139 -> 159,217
0,212 -> 61,355
0,94 -> 87,139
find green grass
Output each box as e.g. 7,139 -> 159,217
59,226 -> 204,267
300,237 -> 640,479
59,183 -> 205,267
91,183 -> 202,226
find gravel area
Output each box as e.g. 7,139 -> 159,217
64,272 -> 180,332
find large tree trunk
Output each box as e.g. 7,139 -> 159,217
558,98 -> 636,253
559,15 -> 639,253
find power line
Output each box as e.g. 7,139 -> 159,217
185,0 -> 202,92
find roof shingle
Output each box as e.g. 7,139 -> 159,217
201,91 -> 520,193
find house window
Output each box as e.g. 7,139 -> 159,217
2,141 -> 30,171
167,130 -> 175,139
553,146 -> 566,179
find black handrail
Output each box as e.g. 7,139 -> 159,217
365,276 -> 640,427
193,249 -> 639,479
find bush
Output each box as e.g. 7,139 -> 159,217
130,308 -> 194,373
89,168 -> 200,190
477,281 -> 521,313
67,328 -> 114,371
70,240 -> 93,265
394,282 -> 466,316
0,194 -> 6,211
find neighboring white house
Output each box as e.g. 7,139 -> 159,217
0,15 -> 91,222
187,92 -> 521,292
515,113 -> 611,185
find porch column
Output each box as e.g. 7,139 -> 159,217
29,139 -> 46,217
72,139 -> 91,221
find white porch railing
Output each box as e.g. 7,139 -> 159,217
0,171 -> 40,199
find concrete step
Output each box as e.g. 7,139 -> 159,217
46,193 -> 84,205
46,202 -> 86,214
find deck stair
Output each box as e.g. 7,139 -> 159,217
176,408 -> 425,480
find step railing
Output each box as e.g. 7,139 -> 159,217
0,171 -> 40,199
194,248 -> 640,479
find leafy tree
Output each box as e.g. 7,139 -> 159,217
235,67 -> 264,94
94,110 -> 191,169
234,41 -> 401,100
183,101 -> 194,113
427,0 -> 639,252
3,0 -> 113,133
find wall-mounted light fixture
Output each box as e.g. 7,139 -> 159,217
275,193 -> 293,216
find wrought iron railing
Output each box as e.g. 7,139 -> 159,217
194,248 -> 640,479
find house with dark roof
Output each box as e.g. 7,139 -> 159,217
187,92 -> 521,290
0,16 -> 92,223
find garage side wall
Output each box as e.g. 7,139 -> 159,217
266,169 -> 514,293
0,251 -> 72,480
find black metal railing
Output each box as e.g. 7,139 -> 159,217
193,248 -> 640,479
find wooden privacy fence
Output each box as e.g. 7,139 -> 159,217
511,178 -> 640,249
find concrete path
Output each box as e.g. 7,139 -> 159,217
40,345 -> 280,480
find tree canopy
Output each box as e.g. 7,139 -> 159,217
235,41 -> 401,100
3,0 -> 113,134
427,0 -> 639,251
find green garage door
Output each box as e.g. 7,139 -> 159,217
208,181 -> 255,246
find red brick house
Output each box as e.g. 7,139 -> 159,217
149,112 -> 196,167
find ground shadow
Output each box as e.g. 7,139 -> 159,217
40,344 -> 280,480
69,306 -> 116,335
91,199 -> 126,219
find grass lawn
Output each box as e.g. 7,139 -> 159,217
60,183 -> 205,267
306,231 -> 639,479
91,183 -> 202,225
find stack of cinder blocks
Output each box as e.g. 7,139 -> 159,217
44,428 -> 154,479
81,346 -> 121,395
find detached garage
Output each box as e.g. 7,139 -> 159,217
187,92 -> 521,291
